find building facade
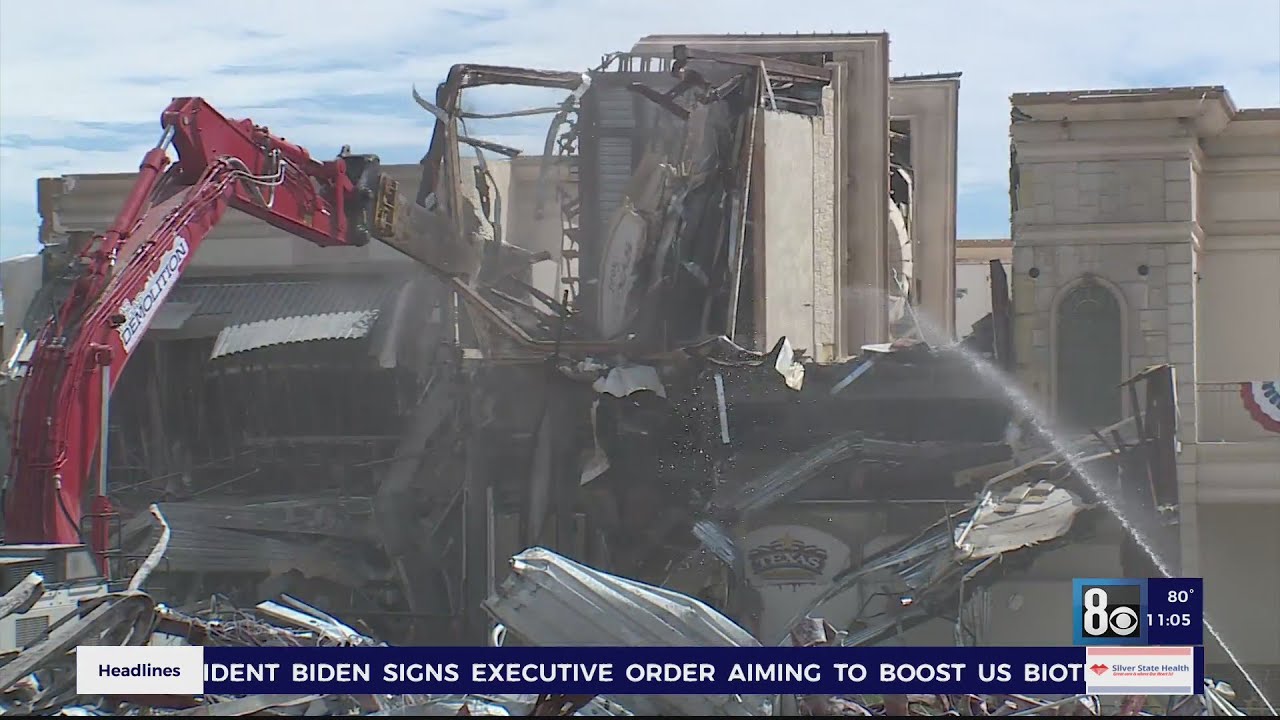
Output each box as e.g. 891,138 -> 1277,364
1009,86 -> 1280,698
955,238 -> 1012,337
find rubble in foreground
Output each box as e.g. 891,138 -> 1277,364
0,539 -> 1247,715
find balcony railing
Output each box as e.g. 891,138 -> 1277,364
1195,382 -> 1280,443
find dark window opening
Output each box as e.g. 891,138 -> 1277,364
1055,278 -> 1124,430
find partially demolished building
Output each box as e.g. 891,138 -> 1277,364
5,32 -> 974,642
0,33 -> 1264,717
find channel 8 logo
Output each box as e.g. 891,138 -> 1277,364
1072,578 -> 1147,645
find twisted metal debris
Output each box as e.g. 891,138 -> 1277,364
0,546 -> 1254,716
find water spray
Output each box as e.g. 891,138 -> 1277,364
919,315 -> 1277,715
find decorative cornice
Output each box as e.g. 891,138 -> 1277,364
1014,221 -> 1203,246
1201,155 -> 1280,174
1012,86 -> 1228,106
1202,220 -> 1280,239
1198,486 -> 1280,503
890,79 -> 960,108
1201,234 -> 1280,252
1009,88 -> 1236,136
1194,440 -> 1280,503
1013,137 -> 1200,163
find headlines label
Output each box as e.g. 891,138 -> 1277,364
74,645 -> 1204,697
77,645 -> 204,695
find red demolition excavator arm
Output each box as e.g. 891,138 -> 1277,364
3,97 -> 392,566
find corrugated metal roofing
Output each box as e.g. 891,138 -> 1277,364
211,311 -> 380,359
164,277 -> 408,359
169,278 -> 398,324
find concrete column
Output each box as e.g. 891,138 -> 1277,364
812,92 -> 839,362
890,78 -> 960,339
759,110 -> 819,355
832,40 -> 890,353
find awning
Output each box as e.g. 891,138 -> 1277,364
162,277 -> 410,360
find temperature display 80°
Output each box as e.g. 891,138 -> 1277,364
1073,578 -> 1204,646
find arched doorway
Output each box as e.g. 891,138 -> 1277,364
1054,277 -> 1124,430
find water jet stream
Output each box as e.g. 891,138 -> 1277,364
931,327 -> 1275,715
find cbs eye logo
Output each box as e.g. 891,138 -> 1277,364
1082,586 -> 1141,637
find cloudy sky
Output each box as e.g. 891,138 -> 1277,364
0,0 -> 1277,262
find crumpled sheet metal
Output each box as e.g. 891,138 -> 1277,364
127,504 -> 170,592
0,571 -> 45,619
784,682 -> 1249,717
0,587 -> 422,716
366,693 -> 633,717
120,500 -> 378,584
782,480 -> 1086,648
773,337 -> 804,391
484,547 -> 759,649
592,364 -> 667,399
368,694 -> 513,716
710,432 -> 862,519
1196,680 -> 1248,716
692,519 -> 739,570
0,591 -> 157,692
482,547 -> 771,717
573,696 -> 635,716
153,598 -> 378,649
957,482 -> 1084,560
255,595 -> 375,647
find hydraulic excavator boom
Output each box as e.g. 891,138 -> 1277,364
3,98 -> 405,565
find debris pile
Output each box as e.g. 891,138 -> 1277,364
0,535 -> 1247,715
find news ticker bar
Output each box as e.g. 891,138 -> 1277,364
77,645 -> 1203,697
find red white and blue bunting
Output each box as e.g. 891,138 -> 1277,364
1240,380 -> 1280,434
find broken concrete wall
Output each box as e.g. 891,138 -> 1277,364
628,35 -> 890,357
0,253 -> 41,361
36,161 -> 513,276
505,157 -> 572,300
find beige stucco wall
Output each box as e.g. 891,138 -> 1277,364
891,78 -> 960,339
1008,89 -> 1280,676
36,156 -> 571,292
1008,92 -> 1280,450
955,240 -> 1011,336
1198,503 -> 1280,666
1195,119 -> 1280,387
39,164 -> 427,274
755,109 -> 839,361
38,155 -> 575,271
0,253 -> 41,357
502,157 -> 570,300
